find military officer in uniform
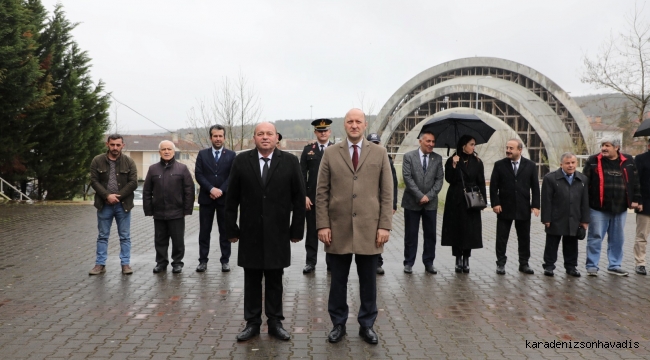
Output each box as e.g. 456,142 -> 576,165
301,118 -> 334,274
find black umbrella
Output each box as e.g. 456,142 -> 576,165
634,118 -> 650,137
419,113 -> 496,155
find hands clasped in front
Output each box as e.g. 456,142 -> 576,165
319,227 -> 389,248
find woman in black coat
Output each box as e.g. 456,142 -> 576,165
441,135 -> 487,273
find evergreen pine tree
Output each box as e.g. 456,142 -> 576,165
29,4 -> 110,199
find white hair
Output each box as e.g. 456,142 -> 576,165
600,136 -> 621,148
158,140 -> 176,150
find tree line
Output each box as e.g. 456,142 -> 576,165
0,0 -> 110,200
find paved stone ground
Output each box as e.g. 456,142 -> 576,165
1,191 -> 649,359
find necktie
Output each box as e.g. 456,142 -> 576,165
352,145 -> 359,171
214,150 -> 220,163
320,144 -> 324,153
261,158 -> 269,185
423,154 -> 428,172
513,161 -> 518,176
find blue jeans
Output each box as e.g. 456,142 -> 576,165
96,203 -> 131,266
586,208 -> 626,271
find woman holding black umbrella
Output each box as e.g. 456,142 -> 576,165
441,135 -> 487,273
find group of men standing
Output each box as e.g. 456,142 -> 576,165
87,115 -> 650,345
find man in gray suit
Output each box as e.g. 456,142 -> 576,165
401,130 -> 444,274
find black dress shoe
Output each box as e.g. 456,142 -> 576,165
544,269 -> 554,276
221,263 -> 230,272
425,264 -> 437,274
303,264 -> 315,274
496,265 -> 506,275
519,265 -> 534,274
566,268 -> 581,277
268,323 -> 291,340
172,264 -> 183,273
196,262 -> 207,272
359,326 -> 378,344
328,324 -> 346,343
455,256 -> 463,273
236,325 -> 260,341
403,265 -> 413,274
462,257 -> 470,273
376,266 -> 385,275
153,264 -> 166,273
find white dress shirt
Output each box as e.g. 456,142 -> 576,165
258,151 -> 273,174
347,138 -> 363,159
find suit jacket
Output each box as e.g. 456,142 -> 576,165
224,148 -> 306,269
401,149 -> 444,211
636,151 -> 650,215
315,140 -> 393,255
540,169 -> 589,236
300,141 -> 333,201
195,147 -> 236,206
489,157 -> 540,220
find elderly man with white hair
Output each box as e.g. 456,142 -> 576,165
143,140 -> 195,274
582,136 -> 640,276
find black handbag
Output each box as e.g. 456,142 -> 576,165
459,165 -> 487,210
576,226 -> 586,240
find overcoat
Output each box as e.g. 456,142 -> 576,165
224,148 -> 306,269
143,158 -> 195,220
489,157 -> 540,220
195,147 -> 236,206
401,149 -> 444,211
441,153 -> 486,250
540,169 -> 589,236
635,151 -> 650,215
315,140 -> 393,255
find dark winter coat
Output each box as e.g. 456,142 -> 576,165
635,151 -> 650,215
225,148 -> 306,269
540,169 -> 590,236
441,153 -> 486,250
143,158 -> 195,220
90,152 -> 137,212
195,147 -> 236,206
583,152 -> 641,211
489,157 -> 540,220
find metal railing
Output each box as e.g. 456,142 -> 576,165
0,177 -> 32,202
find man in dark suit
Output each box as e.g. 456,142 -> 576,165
225,122 -> 305,342
634,140 -> 650,275
300,118 -> 334,274
490,139 -> 540,275
400,130 -> 444,275
195,125 -> 236,273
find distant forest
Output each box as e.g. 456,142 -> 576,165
167,94 -> 639,140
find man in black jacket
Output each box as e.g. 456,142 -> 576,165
225,122 -> 305,342
541,152 -> 589,277
300,119 -> 333,274
194,125 -> 236,273
634,140 -> 650,275
490,139 -> 540,275
143,140 -> 195,274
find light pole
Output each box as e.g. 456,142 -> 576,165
310,105 -> 313,120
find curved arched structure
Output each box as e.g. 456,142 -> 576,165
370,57 -> 596,177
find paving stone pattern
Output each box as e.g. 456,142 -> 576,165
0,191 -> 649,359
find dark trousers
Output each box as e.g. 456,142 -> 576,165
154,218 -> 185,267
305,207 -> 319,265
543,234 -> 579,271
198,203 -> 230,264
403,209 -> 437,266
328,253 -> 378,328
243,268 -> 284,327
452,247 -> 472,257
496,218 -> 531,266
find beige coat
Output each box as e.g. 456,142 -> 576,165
315,140 -> 393,255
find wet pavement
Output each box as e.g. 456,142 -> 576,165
0,191 -> 649,359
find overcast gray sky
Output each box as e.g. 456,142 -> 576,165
42,0 -> 635,133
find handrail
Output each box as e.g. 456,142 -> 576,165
0,177 -> 32,201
